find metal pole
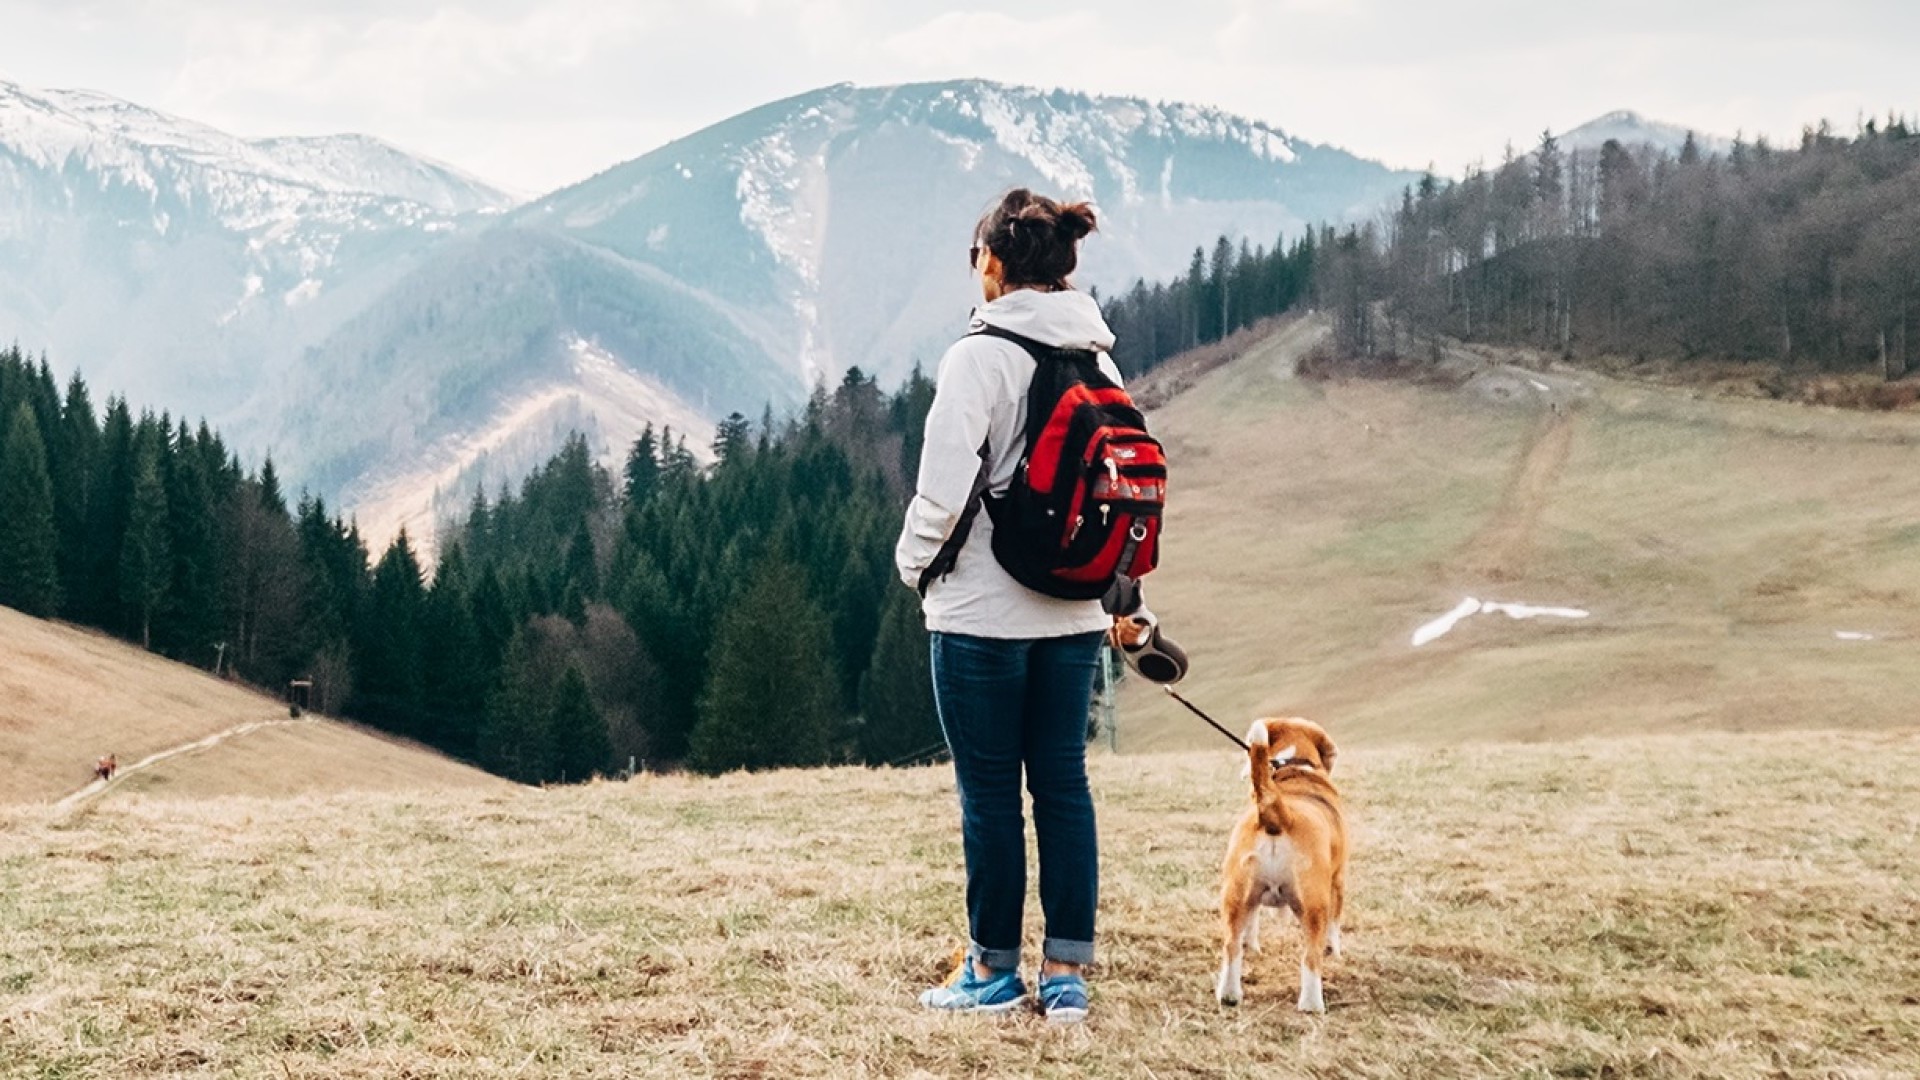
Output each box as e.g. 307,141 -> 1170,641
1101,646 -> 1118,752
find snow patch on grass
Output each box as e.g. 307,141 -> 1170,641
1413,597 -> 1591,647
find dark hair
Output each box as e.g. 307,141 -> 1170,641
975,188 -> 1098,289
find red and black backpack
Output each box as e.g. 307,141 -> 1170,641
919,325 -> 1166,601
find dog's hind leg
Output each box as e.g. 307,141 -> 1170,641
1240,906 -> 1263,955
1216,887 -> 1255,1006
1296,872 -> 1331,1013
1327,864 -> 1346,958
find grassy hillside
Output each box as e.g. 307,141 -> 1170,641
1121,317 -> 1920,751
4,316 -> 1918,1077
0,606 -> 509,805
2,730 -> 1915,1077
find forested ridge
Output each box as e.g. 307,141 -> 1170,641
0,345 -> 942,781
1100,230 -> 1319,378
9,117 -> 1916,782
1100,119 -> 1920,385
1322,119 -> 1920,375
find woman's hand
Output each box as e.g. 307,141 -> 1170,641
1108,613 -> 1155,652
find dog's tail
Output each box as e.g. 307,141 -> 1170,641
1244,719 -> 1289,832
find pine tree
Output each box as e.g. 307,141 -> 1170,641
1209,235 -> 1235,340
624,424 -> 660,505
84,398 -> 135,627
470,565 -> 516,685
161,420 -> 221,660
0,403 -> 61,616
119,432 -> 170,648
857,586 -> 941,766
687,554 -> 841,773
545,433 -> 600,529
421,542 -> 485,757
355,531 -> 429,738
563,522 -> 599,600
52,374 -> 98,619
257,456 -> 287,517
220,472 -> 303,685
550,665 -> 610,782
477,630 -> 556,783
1184,246 -> 1206,348
711,412 -> 752,466
662,433 -> 697,486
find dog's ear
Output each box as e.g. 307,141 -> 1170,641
1309,725 -> 1338,774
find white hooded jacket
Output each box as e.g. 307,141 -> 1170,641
895,288 -> 1126,638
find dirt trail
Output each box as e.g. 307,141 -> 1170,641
1465,410 -> 1576,581
52,717 -> 316,814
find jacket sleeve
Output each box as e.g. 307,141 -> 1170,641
895,340 -> 995,588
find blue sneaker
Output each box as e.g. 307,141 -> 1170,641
1037,972 -> 1089,1024
920,958 -> 1029,1014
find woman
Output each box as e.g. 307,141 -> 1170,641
895,188 -> 1124,1024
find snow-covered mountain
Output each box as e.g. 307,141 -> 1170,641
522,80 -> 1410,388
0,78 -> 514,417
0,77 -> 1419,553
270,79 -> 1418,547
1559,109 -> 1730,159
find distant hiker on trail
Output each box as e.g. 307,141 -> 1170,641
897,187 -> 1165,1024
94,754 -> 116,781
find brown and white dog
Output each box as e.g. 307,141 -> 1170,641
1215,716 -> 1347,1013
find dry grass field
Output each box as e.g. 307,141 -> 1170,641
0,607 -> 292,803
6,318 -> 1919,1077
3,729 -> 1916,1078
0,606 -> 509,806
1123,317 -> 1920,752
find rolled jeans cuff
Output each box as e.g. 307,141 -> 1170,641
1044,937 -> 1095,966
971,941 -> 1022,972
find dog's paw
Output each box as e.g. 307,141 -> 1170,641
1215,967 -> 1242,1007
1296,964 -> 1326,1013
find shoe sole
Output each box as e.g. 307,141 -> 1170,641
921,994 -> 1030,1015
1045,1006 -> 1088,1024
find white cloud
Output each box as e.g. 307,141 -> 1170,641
881,10 -> 1105,70
2,0 -> 1917,196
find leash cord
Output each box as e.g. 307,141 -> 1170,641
1162,686 -> 1250,752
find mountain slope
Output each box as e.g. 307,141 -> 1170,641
1,77 -> 1421,552
275,79 -> 1418,548
0,78 -> 514,418
1558,108 -> 1730,158
1119,317 -> 1920,750
0,604 -> 508,804
522,79 -> 1415,387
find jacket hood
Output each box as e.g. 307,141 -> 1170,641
968,288 -> 1116,353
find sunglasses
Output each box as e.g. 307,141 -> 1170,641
968,242 -> 984,270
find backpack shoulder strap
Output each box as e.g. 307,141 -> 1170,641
968,323 -> 1101,363
967,323 -> 1049,356
917,439 -> 992,598
969,323 -> 1115,446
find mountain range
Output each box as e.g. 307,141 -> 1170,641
0,76 -> 1715,550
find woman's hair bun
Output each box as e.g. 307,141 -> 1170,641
976,189 -> 1098,289
1055,202 -> 1097,243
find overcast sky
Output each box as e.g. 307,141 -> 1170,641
2,0 -> 1914,196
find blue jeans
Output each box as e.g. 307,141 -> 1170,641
930,630 -> 1104,970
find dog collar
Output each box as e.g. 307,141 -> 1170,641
1269,757 -> 1316,773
